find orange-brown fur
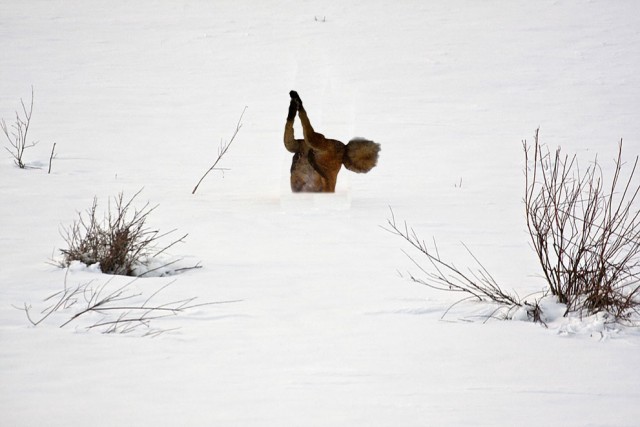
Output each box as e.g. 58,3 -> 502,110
284,92 -> 380,193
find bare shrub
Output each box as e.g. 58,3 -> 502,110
59,190 -> 192,276
384,209 -> 542,322
2,87 -> 38,168
524,130 -> 640,320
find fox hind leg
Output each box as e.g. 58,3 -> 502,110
289,90 -> 333,151
284,99 -> 301,153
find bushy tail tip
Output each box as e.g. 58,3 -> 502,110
343,138 -> 381,173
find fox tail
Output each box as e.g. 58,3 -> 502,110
342,138 -> 381,173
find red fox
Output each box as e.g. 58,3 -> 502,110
284,91 -> 380,192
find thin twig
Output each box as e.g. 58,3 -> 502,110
48,142 -> 56,174
17,275 -> 240,335
192,106 -> 247,194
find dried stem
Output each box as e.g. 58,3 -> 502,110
383,208 -> 533,321
192,106 -> 247,194
16,272 -> 241,335
48,142 -> 57,174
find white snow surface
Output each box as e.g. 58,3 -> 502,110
2,1 -> 640,426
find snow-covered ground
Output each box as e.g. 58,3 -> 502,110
2,1 -> 640,425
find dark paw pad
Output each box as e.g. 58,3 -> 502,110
289,90 -> 303,108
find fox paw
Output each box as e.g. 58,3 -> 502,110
289,90 -> 303,108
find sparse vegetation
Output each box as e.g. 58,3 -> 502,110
524,130 -> 640,321
2,87 -> 38,169
384,208 -> 542,323
388,130 -> 640,325
15,270 -> 237,336
59,190 -> 193,276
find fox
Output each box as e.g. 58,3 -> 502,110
284,90 -> 380,192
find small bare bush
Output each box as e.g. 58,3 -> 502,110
2,87 -> 38,168
59,190 -> 191,276
524,130 -> 640,320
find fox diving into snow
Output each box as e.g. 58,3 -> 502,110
284,90 -> 380,192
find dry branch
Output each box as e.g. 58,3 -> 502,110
383,208 -> 534,322
192,106 -> 247,194
15,273 -> 240,335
